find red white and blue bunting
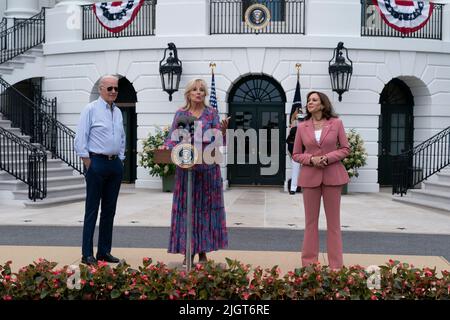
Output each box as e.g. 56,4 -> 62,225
93,0 -> 144,33
372,0 -> 434,33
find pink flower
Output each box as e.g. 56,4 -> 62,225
139,294 -> 147,300
371,295 -> 378,300
143,257 -> 150,263
97,261 -> 108,268
80,279 -> 86,286
89,281 -> 94,287
4,275 -> 10,281
425,270 -> 433,277
3,295 -> 12,301
242,292 -> 250,300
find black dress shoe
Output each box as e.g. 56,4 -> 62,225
96,253 -> 120,263
81,256 -> 97,265
289,190 -> 296,195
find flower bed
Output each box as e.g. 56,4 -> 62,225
1,258 -> 449,300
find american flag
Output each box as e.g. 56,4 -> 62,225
209,70 -> 218,111
290,77 -> 304,121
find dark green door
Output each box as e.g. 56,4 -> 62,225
378,104 -> 413,186
228,104 -> 285,185
119,106 -> 137,183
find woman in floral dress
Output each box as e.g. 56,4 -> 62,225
164,78 -> 229,265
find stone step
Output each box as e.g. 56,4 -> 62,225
436,172 -> 450,184
0,158 -> 64,169
14,54 -> 35,63
24,194 -> 86,208
0,166 -> 77,179
4,60 -> 25,69
0,66 -> 13,74
0,149 -> 52,158
0,120 -> 12,128
392,195 -> 450,212
405,189 -> 450,207
0,127 -> 23,135
13,184 -> 85,200
423,180 -> 450,194
0,179 -> 27,191
0,136 -> 32,146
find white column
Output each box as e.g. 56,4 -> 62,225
55,0 -> 93,6
4,0 -> 40,19
46,0 -> 93,43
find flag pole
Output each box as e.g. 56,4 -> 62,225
210,62 -> 216,73
295,63 -> 302,115
295,63 -> 301,81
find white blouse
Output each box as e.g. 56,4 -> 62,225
314,129 -> 322,143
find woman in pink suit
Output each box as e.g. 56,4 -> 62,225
292,91 -> 350,269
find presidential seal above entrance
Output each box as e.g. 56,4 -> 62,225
244,3 -> 271,30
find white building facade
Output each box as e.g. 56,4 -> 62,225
1,0 -> 450,194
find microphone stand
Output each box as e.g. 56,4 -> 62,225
182,119 -> 196,272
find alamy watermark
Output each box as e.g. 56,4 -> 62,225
169,120 -> 280,176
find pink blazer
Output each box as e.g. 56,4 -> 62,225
292,118 -> 350,188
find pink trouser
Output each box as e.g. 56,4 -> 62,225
301,184 -> 343,269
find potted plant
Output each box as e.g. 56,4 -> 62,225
139,126 -> 176,192
342,129 -> 368,194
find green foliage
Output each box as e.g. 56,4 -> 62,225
342,129 -> 368,178
1,258 -> 449,300
139,126 -> 176,177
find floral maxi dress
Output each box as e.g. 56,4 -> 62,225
164,107 -> 228,254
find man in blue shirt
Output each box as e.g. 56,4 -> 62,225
75,75 -> 126,265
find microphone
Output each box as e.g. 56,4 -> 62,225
176,115 -> 197,141
177,115 -> 196,128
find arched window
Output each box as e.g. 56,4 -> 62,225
229,75 -> 286,103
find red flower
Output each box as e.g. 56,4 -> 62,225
370,295 -> 378,300
97,261 -> 108,268
3,295 -> 12,301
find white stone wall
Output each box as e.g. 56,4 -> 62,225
40,45 -> 450,193
5,0 -> 450,192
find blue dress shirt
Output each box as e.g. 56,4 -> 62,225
74,97 -> 126,160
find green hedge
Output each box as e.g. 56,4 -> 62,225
1,258 -> 449,300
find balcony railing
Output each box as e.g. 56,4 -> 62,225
82,0 -> 156,40
361,0 -> 444,40
210,0 -> 305,35
0,9 -> 45,64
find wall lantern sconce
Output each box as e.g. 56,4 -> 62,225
159,42 -> 182,101
328,42 -> 353,102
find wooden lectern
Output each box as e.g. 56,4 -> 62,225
153,149 -> 172,164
